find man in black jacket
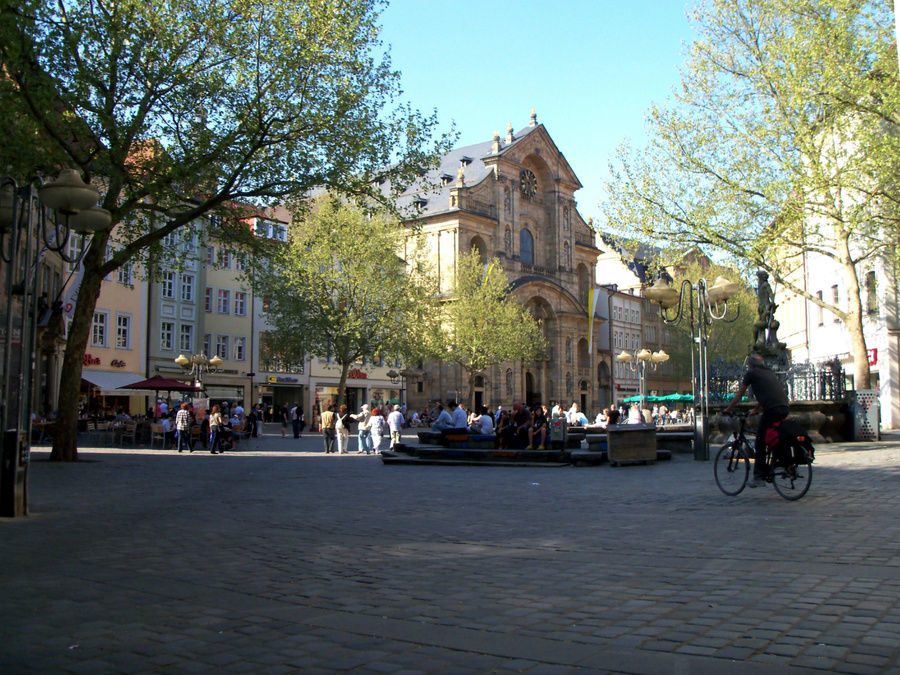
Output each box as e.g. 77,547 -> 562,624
724,354 -> 789,488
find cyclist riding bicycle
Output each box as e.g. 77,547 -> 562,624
724,353 -> 789,488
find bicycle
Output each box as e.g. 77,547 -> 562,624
714,411 -> 814,501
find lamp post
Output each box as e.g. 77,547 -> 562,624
174,352 -> 223,392
1,170 -> 110,517
644,275 -> 740,460
616,348 -> 669,419
386,368 -> 404,409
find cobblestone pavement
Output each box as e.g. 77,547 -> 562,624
3,427 -> 900,674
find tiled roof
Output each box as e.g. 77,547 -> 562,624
384,124 -> 543,217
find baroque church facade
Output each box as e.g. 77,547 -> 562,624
392,112 -> 602,414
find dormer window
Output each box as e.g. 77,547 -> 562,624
441,173 -> 453,186
460,156 -> 472,167
413,196 -> 428,208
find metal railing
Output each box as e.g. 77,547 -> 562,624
708,358 -> 845,404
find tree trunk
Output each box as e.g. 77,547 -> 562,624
467,369 -> 476,411
336,360 -> 351,410
838,244 -> 871,390
49,242 -> 106,462
842,264 -> 871,389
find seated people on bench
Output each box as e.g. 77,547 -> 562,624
502,401 -> 533,449
527,405 -> 548,449
607,409 -> 621,426
468,406 -> 494,435
496,411 -> 511,448
448,400 -> 467,430
430,403 -> 452,431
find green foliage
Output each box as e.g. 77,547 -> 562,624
440,253 -> 546,402
0,0 -> 453,458
255,196 -> 439,405
0,0 -> 452,263
603,0 -> 898,387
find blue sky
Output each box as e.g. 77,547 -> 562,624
379,0 -> 696,225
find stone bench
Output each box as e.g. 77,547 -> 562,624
656,431 -> 694,453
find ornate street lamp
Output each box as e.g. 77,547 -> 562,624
617,348 -> 669,418
174,352 -> 223,390
644,275 -> 740,460
1,169 -> 110,517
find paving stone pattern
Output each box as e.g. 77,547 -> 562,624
2,428 -> 900,674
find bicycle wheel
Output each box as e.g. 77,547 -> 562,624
714,441 -> 749,496
772,449 -> 813,501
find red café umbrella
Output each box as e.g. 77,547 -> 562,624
117,375 -> 199,395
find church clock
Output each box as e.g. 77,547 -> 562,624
520,169 -> 538,197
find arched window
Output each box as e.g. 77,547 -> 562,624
520,229 -> 534,265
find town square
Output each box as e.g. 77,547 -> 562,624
3,0 -> 900,672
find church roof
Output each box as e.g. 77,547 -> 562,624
384,123 -> 544,217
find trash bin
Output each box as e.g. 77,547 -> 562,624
850,389 -> 880,441
550,418 -> 567,444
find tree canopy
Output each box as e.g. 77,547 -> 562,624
439,252 -> 546,409
0,0 -> 452,459
255,195 -> 440,409
602,0 -> 900,388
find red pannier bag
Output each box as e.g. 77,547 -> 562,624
764,418 -> 815,467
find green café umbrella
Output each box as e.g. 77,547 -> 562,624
658,393 -> 693,402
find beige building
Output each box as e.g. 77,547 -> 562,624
69,230 -> 149,415
388,113 -> 603,413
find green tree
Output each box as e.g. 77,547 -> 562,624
255,196 -> 440,410
440,253 -> 547,410
602,0 -> 900,390
0,0 -> 452,460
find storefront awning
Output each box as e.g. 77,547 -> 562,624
202,386 -> 244,401
81,370 -> 146,395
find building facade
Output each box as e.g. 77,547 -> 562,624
776,250 -> 900,429
388,113 -> 603,414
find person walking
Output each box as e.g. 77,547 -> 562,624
351,404 -> 372,453
297,406 -> 306,438
387,404 -> 405,450
208,404 -> 226,454
335,404 -> 351,454
280,403 -> 289,437
369,407 -> 385,454
724,353 -> 790,488
320,403 -> 337,453
176,402 -> 193,453
291,403 -> 301,439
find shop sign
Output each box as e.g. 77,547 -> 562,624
348,368 -> 367,379
110,359 -> 127,368
868,348 -> 877,365
267,375 -> 300,383
83,353 -> 101,365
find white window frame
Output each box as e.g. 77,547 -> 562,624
67,234 -> 84,273
205,287 -> 213,312
180,324 -> 194,353
234,336 -> 246,361
160,321 -> 175,351
115,313 -> 132,350
161,271 -> 175,299
217,289 -> 230,314
204,333 -> 211,356
91,311 -> 109,348
234,291 -> 247,316
117,261 -> 133,286
181,274 -> 195,302
216,334 -> 230,360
